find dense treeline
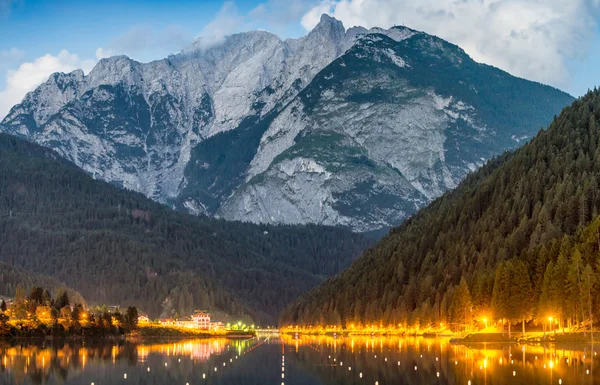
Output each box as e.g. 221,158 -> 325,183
0,285 -> 139,337
280,88 -> 600,329
0,133 -> 371,324
0,262 -> 85,306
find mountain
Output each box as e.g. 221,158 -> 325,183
0,15 -> 573,232
280,89 -> 600,327
0,133 -> 370,324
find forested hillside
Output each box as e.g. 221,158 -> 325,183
280,89 -> 600,330
0,263 -> 85,306
0,133 -> 371,324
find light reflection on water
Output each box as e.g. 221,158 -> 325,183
0,335 -> 598,384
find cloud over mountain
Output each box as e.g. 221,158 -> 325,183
302,0 -> 600,88
0,50 -> 95,119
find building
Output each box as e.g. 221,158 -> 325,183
138,315 -> 150,323
210,321 -> 225,331
157,311 -> 214,329
191,310 -> 211,329
159,318 -> 175,326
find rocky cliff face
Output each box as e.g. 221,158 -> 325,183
0,15 -> 573,232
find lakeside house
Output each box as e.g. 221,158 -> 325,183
191,310 -> 210,329
159,310 -> 222,330
210,321 -> 225,331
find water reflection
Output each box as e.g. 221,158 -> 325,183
0,335 -> 598,384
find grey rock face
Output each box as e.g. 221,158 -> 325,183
1,16 -> 573,232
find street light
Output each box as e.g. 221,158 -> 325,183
483,318 -> 487,328
548,317 -> 553,332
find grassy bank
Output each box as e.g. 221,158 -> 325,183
451,331 -> 600,344
135,324 -> 254,339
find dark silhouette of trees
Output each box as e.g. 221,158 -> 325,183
449,277 -> 472,332
125,306 -> 139,332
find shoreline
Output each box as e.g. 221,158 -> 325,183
0,325 -> 255,341
280,329 -> 600,345
134,324 -> 255,339
455,332 -> 600,345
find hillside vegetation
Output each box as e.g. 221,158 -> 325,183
0,263 -> 85,306
0,133 -> 371,324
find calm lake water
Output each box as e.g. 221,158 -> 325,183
0,334 -> 598,385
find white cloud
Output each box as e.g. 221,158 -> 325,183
95,47 -> 115,60
250,0 -> 315,33
195,1 -> 245,51
0,49 -> 96,119
302,0 -> 600,89
95,24 -> 193,62
191,0 -> 314,50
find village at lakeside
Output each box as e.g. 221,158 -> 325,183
0,286 -> 255,339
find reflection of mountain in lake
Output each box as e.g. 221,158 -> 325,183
1,337 -> 597,384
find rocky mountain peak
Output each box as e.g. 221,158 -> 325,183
315,13 -> 345,33
87,55 -> 142,89
308,14 -> 347,49
0,17 -> 574,233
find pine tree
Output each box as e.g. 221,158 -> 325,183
533,245 -> 550,308
580,264 -> 596,337
125,306 -> 139,331
450,277 -> 472,332
553,251 -> 570,332
566,248 -> 583,327
13,285 -> 27,320
539,261 -> 558,335
492,261 -> 511,335
509,260 -> 533,336
55,291 -> 70,310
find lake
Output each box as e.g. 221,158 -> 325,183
0,334 -> 597,384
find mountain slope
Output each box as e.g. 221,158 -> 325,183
0,133 -> 370,324
214,31 -> 573,231
0,15 -> 355,205
0,263 -> 86,306
0,16 -> 573,232
280,89 -> 600,326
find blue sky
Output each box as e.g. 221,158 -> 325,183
1,0 -> 599,118
1,0 -> 304,63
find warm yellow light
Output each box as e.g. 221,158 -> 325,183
548,317 -> 553,322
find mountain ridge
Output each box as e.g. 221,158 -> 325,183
0,15 -> 573,232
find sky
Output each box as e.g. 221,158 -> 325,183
1,0 -> 599,119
